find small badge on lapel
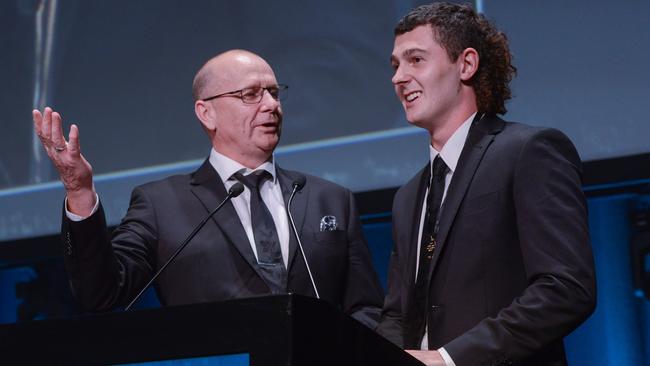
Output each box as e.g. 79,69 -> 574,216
319,215 -> 338,231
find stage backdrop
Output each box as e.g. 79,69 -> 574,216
1,0 -> 649,242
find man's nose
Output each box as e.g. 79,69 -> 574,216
392,65 -> 409,85
259,89 -> 280,110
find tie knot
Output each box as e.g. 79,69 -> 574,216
432,156 -> 448,178
234,170 -> 271,190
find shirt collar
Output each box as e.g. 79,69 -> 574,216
208,148 -> 277,183
429,112 -> 476,174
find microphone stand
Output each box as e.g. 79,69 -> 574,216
124,183 -> 244,311
287,178 -> 320,299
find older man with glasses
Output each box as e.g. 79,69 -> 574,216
32,49 -> 384,328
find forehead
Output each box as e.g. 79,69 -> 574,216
392,25 -> 439,59
220,57 -> 277,89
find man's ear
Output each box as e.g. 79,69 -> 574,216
194,100 -> 217,133
459,47 -> 479,81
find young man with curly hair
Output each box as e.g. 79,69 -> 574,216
377,3 -> 596,365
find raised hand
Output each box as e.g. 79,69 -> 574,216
33,107 -> 96,216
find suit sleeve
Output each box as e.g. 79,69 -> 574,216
444,128 -> 596,364
341,189 -> 385,329
62,186 -> 157,311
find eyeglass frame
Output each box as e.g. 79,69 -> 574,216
200,84 -> 289,104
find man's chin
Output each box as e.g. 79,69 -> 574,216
405,115 -> 426,129
257,136 -> 280,153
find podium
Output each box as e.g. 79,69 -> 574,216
0,294 -> 422,365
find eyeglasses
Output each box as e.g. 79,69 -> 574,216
201,84 -> 289,104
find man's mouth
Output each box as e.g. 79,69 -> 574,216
405,91 -> 421,103
257,121 -> 279,130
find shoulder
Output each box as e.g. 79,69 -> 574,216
485,118 -> 580,163
394,164 -> 427,204
497,119 -> 575,148
131,173 -> 193,199
278,167 -> 351,196
491,119 -> 583,178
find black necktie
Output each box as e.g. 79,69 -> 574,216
234,171 -> 287,293
414,155 -> 448,340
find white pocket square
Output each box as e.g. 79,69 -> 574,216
319,215 -> 338,231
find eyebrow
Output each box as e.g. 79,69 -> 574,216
390,47 -> 428,64
403,48 -> 427,57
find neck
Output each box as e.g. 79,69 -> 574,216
428,100 -> 477,151
214,146 -> 272,170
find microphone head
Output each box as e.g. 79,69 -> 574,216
229,182 -> 245,197
293,175 -> 307,191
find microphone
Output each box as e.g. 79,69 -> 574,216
287,175 -> 320,299
124,182 -> 245,311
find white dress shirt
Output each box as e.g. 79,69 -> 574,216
415,112 -> 476,366
209,149 -> 290,267
67,148 -> 291,268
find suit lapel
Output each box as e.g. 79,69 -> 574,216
402,166 -> 430,284
426,115 -> 505,279
189,159 -> 267,282
276,167 -> 308,271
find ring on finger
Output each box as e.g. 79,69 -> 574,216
54,146 -> 65,152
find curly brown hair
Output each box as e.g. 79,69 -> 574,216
395,2 -> 516,115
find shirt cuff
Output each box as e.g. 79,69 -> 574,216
438,347 -> 456,366
65,193 -> 99,222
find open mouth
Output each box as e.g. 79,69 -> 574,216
405,91 -> 421,103
257,121 -> 279,130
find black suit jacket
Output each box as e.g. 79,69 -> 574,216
377,116 -> 596,365
62,160 -> 384,328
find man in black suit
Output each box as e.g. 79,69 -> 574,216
377,3 -> 596,365
32,49 -> 383,328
